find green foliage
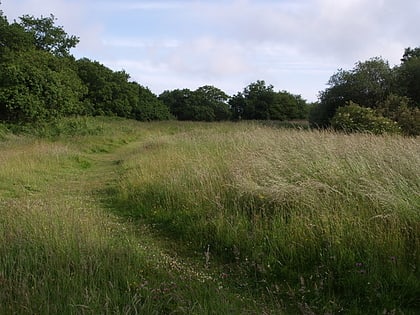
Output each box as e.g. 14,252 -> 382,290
230,80 -> 308,121
242,80 -> 276,119
76,62 -> 170,122
192,85 -> 231,121
132,83 -> 171,121
311,58 -> 393,128
18,14 -> 79,57
274,91 -> 308,120
397,107 -> 420,136
0,15 -> 34,57
377,94 -> 420,136
0,13 -> 85,124
159,89 -> 191,120
1,10 -> 306,126
76,58 -> 137,118
311,50 -> 420,136
0,50 -> 86,123
0,12 -> 170,125
159,86 -> 230,121
331,102 -> 400,134
397,49 -> 420,105
308,101 -> 331,128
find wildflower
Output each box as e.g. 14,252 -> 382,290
355,262 -> 363,267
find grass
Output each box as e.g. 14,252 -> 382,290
112,122 -> 420,313
0,117 -> 419,314
0,118 -> 268,314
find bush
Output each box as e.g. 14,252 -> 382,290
397,106 -> 420,136
377,94 -> 420,136
0,50 -> 86,123
331,102 -> 400,134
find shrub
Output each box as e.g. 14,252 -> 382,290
0,50 -> 86,123
331,102 -> 401,134
377,94 -> 420,136
397,106 -> 420,136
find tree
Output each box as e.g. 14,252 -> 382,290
310,57 -> 394,127
159,86 -> 230,121
229,92 -> 245,120
132,83 -> 171,121
400,47 -> 420,63
0,50 -> 86,123
19,14 -> 79,57
192,85 -> 230,121
76,58 -> 137,118
242,80 -> 275,119
229,81 -> 308,121
272,91 -> 308,120
397,47 -> 420,105
0,14 -> 34,57
0,12 -> 85,123
159,89 -> 193,120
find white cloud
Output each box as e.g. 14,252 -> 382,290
96,1 -> 186,11
103,38 -> 180,49
189,0 -> 419,65
167,37 -> 251,77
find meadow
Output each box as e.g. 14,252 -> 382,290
0,117 -> 419,314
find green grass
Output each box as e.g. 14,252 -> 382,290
0,119 -> 270,314
112,122 -> 420,313
0,118 -> 419,314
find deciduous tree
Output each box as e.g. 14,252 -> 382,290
19,14 -> 79,57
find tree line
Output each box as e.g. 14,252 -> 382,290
0,13 -> 171,123
1,9 -> 418,135
0,11 -> 308,125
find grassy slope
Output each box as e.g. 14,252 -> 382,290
0,117 -> 419,314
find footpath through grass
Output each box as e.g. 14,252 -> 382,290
0,118 -> 272,314
0,117 -> 419,314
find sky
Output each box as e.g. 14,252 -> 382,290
2,0 -> 420,102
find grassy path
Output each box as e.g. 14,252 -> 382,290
2,119 -> 418,314
0,130 -> 279,314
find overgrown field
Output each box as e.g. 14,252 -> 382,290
0,118 -> 419,314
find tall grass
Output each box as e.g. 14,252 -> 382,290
114,123 -> 420,313
0,119 -> 266,314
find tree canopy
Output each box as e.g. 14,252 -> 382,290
19,14 -> 79,57
309,52 -> 420,135
230,80 -> 308,121
159,86 -> 231,121
0,10 -> 171,124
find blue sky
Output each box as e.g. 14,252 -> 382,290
2,0 -> 420,101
